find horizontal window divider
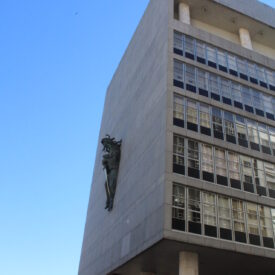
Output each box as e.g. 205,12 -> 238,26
169,179 -> 275,220
172,126 -> 275,164
172,55 -> 275,98
171,22 -> 275,71
171,87 -> 275,129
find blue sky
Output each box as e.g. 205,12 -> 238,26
0,1 -> 274,275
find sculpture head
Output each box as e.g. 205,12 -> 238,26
101,135 -> 121,153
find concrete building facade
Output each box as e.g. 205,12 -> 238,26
79,0 -> 275,274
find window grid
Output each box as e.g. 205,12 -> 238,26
173,32 -> 275,92
172,184 -> 275,249
173,59 -> 275,121
173,94 -> 275,157
172,134 -> 275,199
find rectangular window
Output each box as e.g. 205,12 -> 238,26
187,100 -> 198,132
209,74 -> 220,100
259,206 -> 274,248
269,127 -> 275,155
200,104 -> 211,135
220,78 -> 232,105
262,94 -> 274,120
173,135 -> 185,175
232,199 -> 246,243
212,108 -> 223,140
174,60 -> 184,88
237,58 -> 248,80
252,90 -> 264,116
206,45 -> 217,68
248,62 -> 258,84
174,32 -> 183,55
264,162 -> 275,198
197,69 -> 208,97
185,65 -> 196,93
188,188 -> 201,234
203,192 -> 217,237
217,50 -> 227,72
228,54 -> 238,76
266,69 -> 275,91
184,36 -> 195,60
201,144 -> 214,182
172,184 -> 185,231
215,148 -> 228,186
246,203 -> 260,245
188,140 -> 200,179
231,83 -> 243,109
218,196 -> 232,240
241,86 -> 253,113
240,155 -> 254,193
224,112 -> 236,143
253,159 -> 267,196
272,209 -> 275,236
228,152 -> 241,189
173,94 -> 185,127
247,120 -> 260,151
256,66 -> 268,88
236,116 -> 248,148
196,40 -> 206,64
258,124 -> 271,154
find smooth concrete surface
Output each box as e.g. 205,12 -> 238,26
179,252 -> 199,275
175,0 -> 275,59
171,19 -> 275,69
239,28 -> 253,50
179,3 -> 190,25
213,0 -> 275,29
112,239 -> 275,274
79,0 -> 275,274
78,0 -> 170,274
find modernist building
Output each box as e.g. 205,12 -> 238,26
79,0 -> 275,274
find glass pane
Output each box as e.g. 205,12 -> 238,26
174,60 -> 184,82
173,135 -> 184,166
228,55 -> 237,71
197,69 -> 208,91
264,162 -> 275,190
247,120 -> 259,143
200,104 -> 210,128
173,95 -> 184,120
246,203 -> 259,235
253,159 -> 265,187
185,36 -> 195,56
196,41 -> 206,60
201,144 -> 213,172
215,148 -> 227,176
174,32 -> 183,50
203,193 -> 216,226
185,65 -> 196,86
187,100 -> 197,123
173,184 -> 185,208
207,46 -> 217,63
228,152 -> 240,180
209,74 -> 219,95
220,78 -> 231,98
240,155 -> 253,184
188,140 -> 199,169
217,50 -> 227,67
224,112 -> 235,136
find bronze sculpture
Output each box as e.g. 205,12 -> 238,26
101,135 -> 122,211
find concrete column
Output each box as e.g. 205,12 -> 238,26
179,3 -> 190,25
239,28 -> 253,50
179,251 -> 199,275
